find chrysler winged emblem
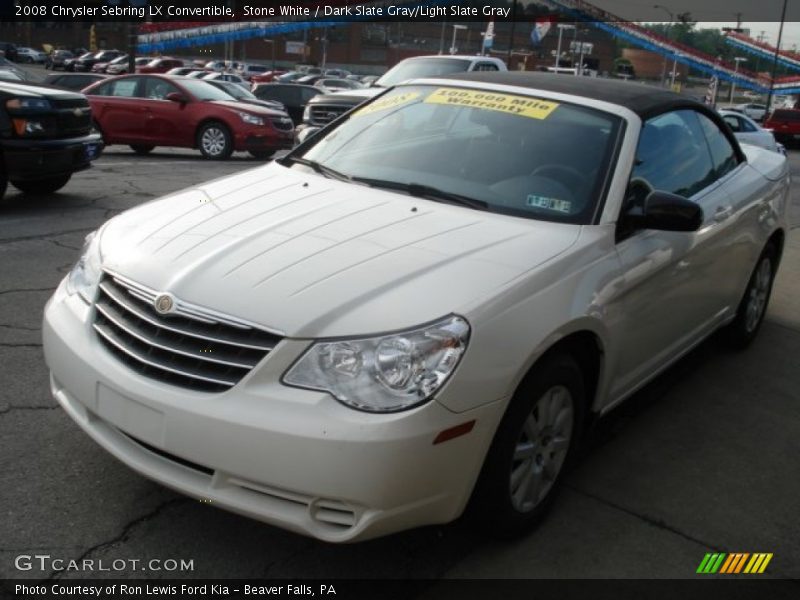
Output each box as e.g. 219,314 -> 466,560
154,293 -> 175,315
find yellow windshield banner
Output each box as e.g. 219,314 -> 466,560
424,88 -> 559,119
354,91 -> 421,116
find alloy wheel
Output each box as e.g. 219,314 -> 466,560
201,127 -> 227,157
510,384 -> 574,513
745,257 -> 772,333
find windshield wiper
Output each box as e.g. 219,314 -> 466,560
280,156 -> 351,182
352,177 -> 488,211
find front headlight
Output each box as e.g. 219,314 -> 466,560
238,111 -> 265,125
302,105 -> 311,123
65,231 -> 102,303
6,98 -> 51,111
283,315 -> 470,413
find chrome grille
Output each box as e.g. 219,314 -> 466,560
93,272 -> 282,393
308,104 -> 349,126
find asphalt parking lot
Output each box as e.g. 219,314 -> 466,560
1,141 -> 799,583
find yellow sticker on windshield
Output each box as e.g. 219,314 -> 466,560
425,88 -> 559,119
354,91 -> 421,116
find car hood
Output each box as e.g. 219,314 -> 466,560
332,87 -> 383,100
99,163 -> 581,338
0,81 -> 86,100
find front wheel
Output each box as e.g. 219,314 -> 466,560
724,243 -> 777,349
11,174 -> 72,195
469,354 -> 585,537
197,122 -> 233,160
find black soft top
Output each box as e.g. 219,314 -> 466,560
438,71 -> 705,120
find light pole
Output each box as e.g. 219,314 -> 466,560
654,5 -> 674,86
450,24 -> 466,55
729,57 -> 747,102
670,52 -> 681,89
554,23 -> 575,69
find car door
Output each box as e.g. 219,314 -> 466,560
140,77 -> 191,148
88,77 -> 146,143
696,110 -> 768,312
611,109 -> 737,398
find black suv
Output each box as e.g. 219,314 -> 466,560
0,81 -> 103,199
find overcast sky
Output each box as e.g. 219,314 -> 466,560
578,0 -> 800,49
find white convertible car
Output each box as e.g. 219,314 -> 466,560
43,73 -> 790,542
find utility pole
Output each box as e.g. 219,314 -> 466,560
127,22 -> 136,73
506,1 -> 517,64
765,0 -> 788,117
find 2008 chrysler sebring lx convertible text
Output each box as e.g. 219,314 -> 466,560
43,73 -> 789,542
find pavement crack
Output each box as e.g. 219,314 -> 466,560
0,405 -> 58,416
47,497 -> 189,581
565,484 -> 721,551
0,323 -> 41,331
260,539 -> 317,578
47,239 -> 81,251
0,287 -> 52,296
0,227 -> 94,245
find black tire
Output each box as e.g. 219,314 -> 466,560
11,174 -> 72,195
130,145 -> 155,155
724,243 -> 777,349
196,121 -> 233,160
469,354 -> 585,538
249,150 -> 275,160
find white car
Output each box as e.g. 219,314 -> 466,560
44,73 -> 789,543
238,63 -> 270,81
733,102 -> 767,121
202,72 -> 249,89
719,109 -> 785,154
16,46 -> 47,64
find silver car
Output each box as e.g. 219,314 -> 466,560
43,73 -> 790,542
720,109 -> 785,154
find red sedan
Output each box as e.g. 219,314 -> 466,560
82,75 -> 295,160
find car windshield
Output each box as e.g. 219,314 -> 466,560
294,85 -> 622,224
179,79 -> 239,101
374,58 -> 472,88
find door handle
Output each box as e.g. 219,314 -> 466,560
714,206 -> 733,222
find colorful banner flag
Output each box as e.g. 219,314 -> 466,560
483,19 -> 495,50
531,17 -> 552,46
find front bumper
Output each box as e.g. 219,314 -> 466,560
233,125 -> 294,153
43,282 -> 502,542
0,133 -> 103,181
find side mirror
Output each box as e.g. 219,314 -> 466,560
626,190 -> 703,232
165,91 -> 187,104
